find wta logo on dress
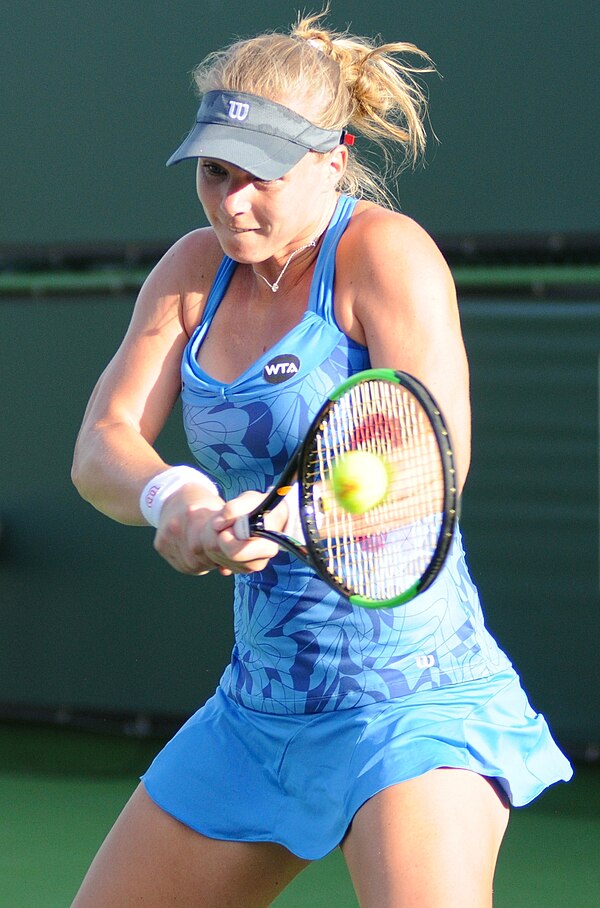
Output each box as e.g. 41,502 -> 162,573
227,100 -> 250,121
263,354 -> 300,384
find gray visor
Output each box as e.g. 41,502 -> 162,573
166,90 -> 344,180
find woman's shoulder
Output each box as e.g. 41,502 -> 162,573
156,227 -> 224,285
339,200 -> 451,289
142,227 -> 224,333
346,201 -> 441,256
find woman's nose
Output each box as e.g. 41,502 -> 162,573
220,178 -> 254,218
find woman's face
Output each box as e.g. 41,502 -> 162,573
195,147 -> 344,263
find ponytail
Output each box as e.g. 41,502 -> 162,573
192,8 -> 436,205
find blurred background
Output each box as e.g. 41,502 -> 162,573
1,2 -> 599,905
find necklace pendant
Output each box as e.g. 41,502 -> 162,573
252,222 -> 326,294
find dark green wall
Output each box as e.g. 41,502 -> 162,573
1,294 -> 598,753
0,294 -> 234,717
3,0 -> 599,246
459,298 -> 600,751
1,0 -> 598,755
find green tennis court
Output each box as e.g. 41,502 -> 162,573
1,722 -> 597,907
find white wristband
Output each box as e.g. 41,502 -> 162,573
139,466 -> 220,528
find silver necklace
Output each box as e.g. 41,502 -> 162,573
253,238 -> 317,293
252,201 -> 336,293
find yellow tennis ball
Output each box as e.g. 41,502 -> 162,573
330,451 -> 389,514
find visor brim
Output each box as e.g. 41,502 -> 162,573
166,123 -> 310,180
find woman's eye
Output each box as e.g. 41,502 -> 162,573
202,162 -> 226,177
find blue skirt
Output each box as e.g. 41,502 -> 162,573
142,670 -> 572,860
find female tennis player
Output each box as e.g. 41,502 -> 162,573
71,11 -> 572,907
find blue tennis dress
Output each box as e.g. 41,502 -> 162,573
142,196 -> 572,859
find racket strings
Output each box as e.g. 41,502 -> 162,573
305,380 -> 446,600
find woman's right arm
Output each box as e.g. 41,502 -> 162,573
71,231 -> 213,526
72,231 -> 281,576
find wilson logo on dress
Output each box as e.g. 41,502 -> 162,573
415,654 -> 436,669
263,355 -> 301,384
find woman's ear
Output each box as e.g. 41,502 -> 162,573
326,145 -> 348,187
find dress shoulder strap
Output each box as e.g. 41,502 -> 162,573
200,255 -> 237,328
309,195 -> 358,324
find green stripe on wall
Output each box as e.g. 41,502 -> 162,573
1,264 -> 599,296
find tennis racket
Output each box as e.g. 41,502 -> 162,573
233,368 -> 459,608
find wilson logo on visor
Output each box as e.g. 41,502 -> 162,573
227,100 -> 250,121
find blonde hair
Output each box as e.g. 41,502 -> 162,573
192,10 -> 436,206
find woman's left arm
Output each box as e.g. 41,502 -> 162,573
338,208 -> 472,490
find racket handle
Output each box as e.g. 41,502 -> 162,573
282,485 -> 304,543
233,514 -> 250,540
232,485 -> 305,543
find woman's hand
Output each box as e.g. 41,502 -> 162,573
153,488 -> 284,576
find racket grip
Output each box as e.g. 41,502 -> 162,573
282,485 -> 304,543
232,486 -> 305,543
233,515 -> 250,540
